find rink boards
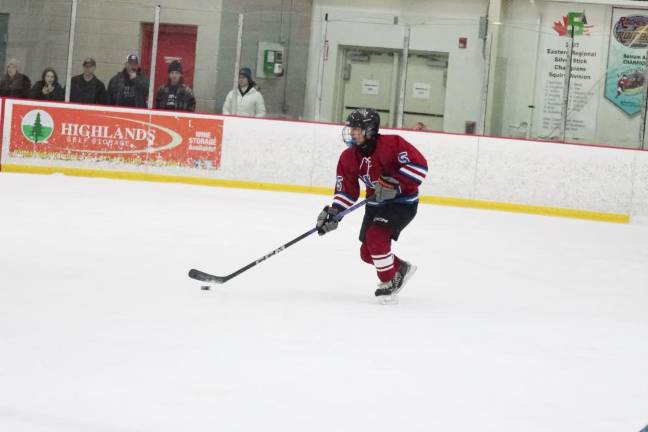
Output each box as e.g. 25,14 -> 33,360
1,98 -> 646,224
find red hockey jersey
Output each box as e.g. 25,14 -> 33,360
331,134 -> 428,210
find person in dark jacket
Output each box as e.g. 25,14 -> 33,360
155,60 -> 196,112
30,67 -> 65,101
0,59 -> 31,98
107,54 -> 149,108
70,57 -> 107,104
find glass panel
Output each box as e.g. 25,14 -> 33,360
594,8 -> 647,149
485,20 -> 567,141
403,15 -> 482,134
154,5 -> 222,113
317,13 -> 407,125
0,0 -> 72,102
338,47 -> 398,128
488,7 -> 646,149
72,1 -> 154,108
236,9 -> 312,120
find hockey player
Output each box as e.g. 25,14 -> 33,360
316,108 -> 428,303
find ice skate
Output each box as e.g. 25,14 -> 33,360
375,260 -> 417,304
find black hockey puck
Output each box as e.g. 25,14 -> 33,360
200,285 -> 211,291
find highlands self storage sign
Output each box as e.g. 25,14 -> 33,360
4,101 -> 223,170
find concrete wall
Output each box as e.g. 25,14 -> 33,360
1,0 -> 72,84
73,0 -> 224,113
1,0 -> 224,112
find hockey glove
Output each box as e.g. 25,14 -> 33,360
373,175 -> 400,203
316,205 -> 340,236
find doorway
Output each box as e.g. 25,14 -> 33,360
402,52 -> 448,131
0,14 -> 8,69
336,46 -> 448,130
140,23 -> 198,92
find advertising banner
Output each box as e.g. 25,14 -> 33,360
604,8 -> 648,116
3,100 -> 223,170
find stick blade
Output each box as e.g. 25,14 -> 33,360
188,269 -> 228,284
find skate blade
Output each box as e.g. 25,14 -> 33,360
377,294 -> 399,305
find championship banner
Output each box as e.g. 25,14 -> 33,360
3,100 -> 223,170
531,6 -> 606,141
604,8 -> 648,116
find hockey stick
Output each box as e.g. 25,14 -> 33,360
188,199 -> 368,284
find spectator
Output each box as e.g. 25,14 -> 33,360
0,58 -> 31,98
155,60 -> 196,112
70,57 -> 107,104
107,54 -> 149,108
30,67 -> 65,101
413,121 -> 426,131
222,67 -> 266,117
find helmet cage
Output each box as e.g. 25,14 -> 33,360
341,125 -> 378,148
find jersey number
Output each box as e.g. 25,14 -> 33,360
398,152 -> 410,164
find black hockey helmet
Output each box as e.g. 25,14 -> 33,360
342,108 -> 380,148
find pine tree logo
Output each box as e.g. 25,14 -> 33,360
21,110 -> 54,143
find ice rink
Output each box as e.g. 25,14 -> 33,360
1,172 -> 647,432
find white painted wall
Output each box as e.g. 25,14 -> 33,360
2,99 -> 647,224
303,0 -> 489,133
305,0 -> 648,148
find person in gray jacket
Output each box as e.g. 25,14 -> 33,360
107,54 -> 149,108
0,59 -> 31,98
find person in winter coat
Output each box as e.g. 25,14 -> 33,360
0,59 -> 31,99
155,60 -> 196,112
107,54 -> 149,108
222,67 -> 266,117
30,67 -> 65,101
70,57 -> 107,104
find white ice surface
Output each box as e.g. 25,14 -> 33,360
0,173 -> 647,432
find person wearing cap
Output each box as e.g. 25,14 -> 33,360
70,58 -> 107,104
155,60 -> 196,112
0,58 -> 31,99
30,67 -> 65,101
107,54 -> 149,108
222,67 -> 266,117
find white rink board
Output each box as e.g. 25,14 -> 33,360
473,137 -> 636,214
632,151 -> 648,225
1,99 -> 647,223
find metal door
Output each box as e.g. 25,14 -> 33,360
339,49 -> 399,127
402,52 -> 448,131
140,23 -> 198,91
